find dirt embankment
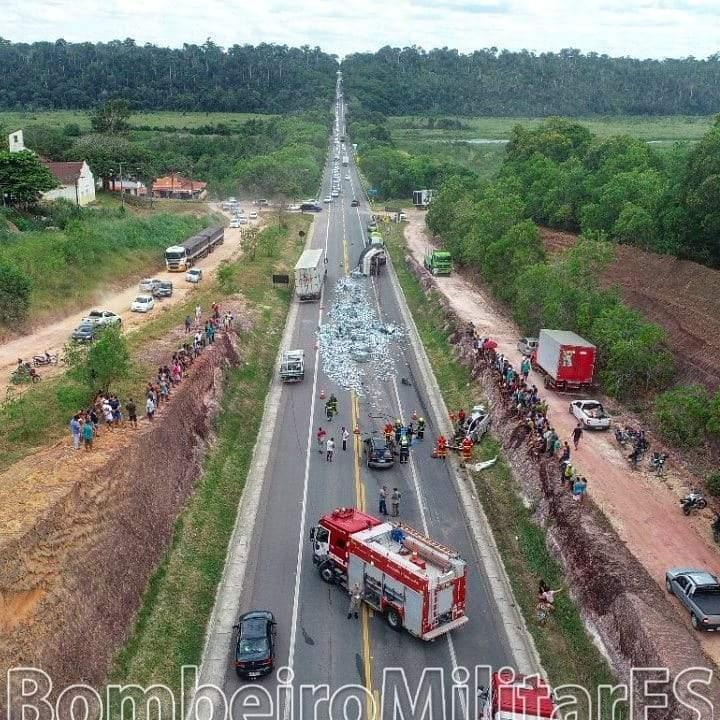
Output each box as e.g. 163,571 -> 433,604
0,330 -> 240,700
406,254 -> 720,717
541,227 -> 720,390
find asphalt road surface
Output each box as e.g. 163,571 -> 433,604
219,92 -> 515,720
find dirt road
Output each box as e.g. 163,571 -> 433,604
0,206 -> 264,397
404,210 -> 720,661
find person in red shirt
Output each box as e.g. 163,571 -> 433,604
317,427 -> 327,454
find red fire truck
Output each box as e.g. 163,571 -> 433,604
309,507 -> 468,640
478,671 -> 556,720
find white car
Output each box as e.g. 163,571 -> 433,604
331,190 -> 339,198
186,268 -> 203,283
139,278 -> 161,293
82,310 -> 122,327
345,175 -> 350,181
569,400 -> 611,430
131,295 -> 155,313
249,211 -> 258,219
517,337 -> 539,356
323,196 -> 332,203
399,212 -> 407,221
237,216 -> 248,224
229,218 -> 242,228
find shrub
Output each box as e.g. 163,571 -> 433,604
653,384 -> 710,448
0,260 -> 32,323
706,472 -> 720,498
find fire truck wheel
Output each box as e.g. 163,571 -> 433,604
385,607 -> 402,631
318,563 -> 335,584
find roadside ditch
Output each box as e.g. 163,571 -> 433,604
384,223 -> 720,718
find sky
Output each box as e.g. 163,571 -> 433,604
3,0 -> 720,60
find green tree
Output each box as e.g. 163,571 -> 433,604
0,150 -> 57,206
90,99 -> 131,134
0,260 -> 32,323
653,385 -> 710,448
65,325 -> 131,393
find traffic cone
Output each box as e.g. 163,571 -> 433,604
320,388 -> 325,400
354,423 -> 360,435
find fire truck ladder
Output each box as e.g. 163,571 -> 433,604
397,522 -> 460,560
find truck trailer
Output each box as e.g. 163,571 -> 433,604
310,507 -> 468,640
294,248 -> 326,301
165,226 -> 224,272
532,329 -> 597,391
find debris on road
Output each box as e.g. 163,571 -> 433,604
469,457 -> 497,472
317,277 -> 403,395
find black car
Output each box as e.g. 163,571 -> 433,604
152,280 -> 173,298
300,202 -> 322,213
234,610 -> 276,678
363,436 -> 395,469
71,323 -> 97,343
350,199 -> 359,207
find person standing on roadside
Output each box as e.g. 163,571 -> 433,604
379,485 -> 388,516
82,418 -> 94,450
185,315 -> 192,333
127,399 -> 138,429
326,437 -> 335,462
572,422 -> 583,450
146,395 -> 156,421
317,427 -> 326,454
69,415 -> 81,450
342,426 -> 350,451
195,304 -> 202,323
347,583 -> 362,620
391,488 -> 401,516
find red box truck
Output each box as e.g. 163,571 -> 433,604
531,329 -> 597,391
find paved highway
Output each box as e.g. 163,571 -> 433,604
216,90 -> 518,720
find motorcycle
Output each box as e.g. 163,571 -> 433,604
615,425 -> 644,447
32,352 -> 58,367
648,451 -> 669,476
681,490 -> 707,516
11,364 -> 40,384
627,437 -> 650,469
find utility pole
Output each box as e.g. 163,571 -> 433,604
119,161 -> 124,210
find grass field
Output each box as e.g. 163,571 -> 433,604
0,110 -> 274,132
389,114 -> 714,141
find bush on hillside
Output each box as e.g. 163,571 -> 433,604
653,385 -> 710,448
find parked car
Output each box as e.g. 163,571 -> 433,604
237,216 -> 248,224
81,310 -> 121,327
229,218 -> 242,228
71,323 -> 97,343
139,278 -> 161,293
249,211 -> 258,219
517,337 -> 538,356
152,280 -> 173,298
131,295 -> 155,313
351,199 -> 359,207
186,268 -> 203,283
569,399 -> 611,429
323,196 -> 332,203
233,610 -> 276,678
363,436 -> 395,469
666,568 -> 720,631
331,190 -> 339,198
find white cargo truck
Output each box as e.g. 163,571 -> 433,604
294,248 -> 326,301
342,155 -> 349,166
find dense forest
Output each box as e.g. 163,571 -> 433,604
0,39 -> 338,112
342,47 -> 720,116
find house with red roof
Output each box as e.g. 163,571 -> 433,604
151,174 -> 207,200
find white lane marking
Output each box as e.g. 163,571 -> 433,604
283,168 -> 333,720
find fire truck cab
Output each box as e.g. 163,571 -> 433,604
309,507 -> 468,641
478,672 -> 556,720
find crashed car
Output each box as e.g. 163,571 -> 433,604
454,404 -> 491,443
569,399 -> 611,430
363,436 -> 395,469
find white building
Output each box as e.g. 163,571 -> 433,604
7,129 -> 96,206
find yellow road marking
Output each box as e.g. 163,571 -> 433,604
344,202 -> 374,720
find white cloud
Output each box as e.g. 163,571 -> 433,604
2,0 -> 719,59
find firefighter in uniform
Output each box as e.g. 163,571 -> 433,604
384,421 -> 394,443
461,436 -> 473,461
325,394 -> 338,421
435,434 -> 447,459
394,419 -> 402,444
417,417 -> 425,440
399,431 -> 410,464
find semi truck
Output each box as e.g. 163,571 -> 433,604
531,329 -> 597,392
309,507 -> 468,640
478,671 -> 556,720
294,248 -> 326,301
165,226 -> 224,272
424,249 -> 453,276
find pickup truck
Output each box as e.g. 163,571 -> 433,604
279,350 -> 305,383
666,568 -> 720,630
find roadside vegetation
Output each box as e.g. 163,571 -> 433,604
383,223 -> 619,707
0,200 -> 209,331
109,214 -> 309,696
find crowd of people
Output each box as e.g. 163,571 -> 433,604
474,333 -> 588,503
68,303 -> 233,451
